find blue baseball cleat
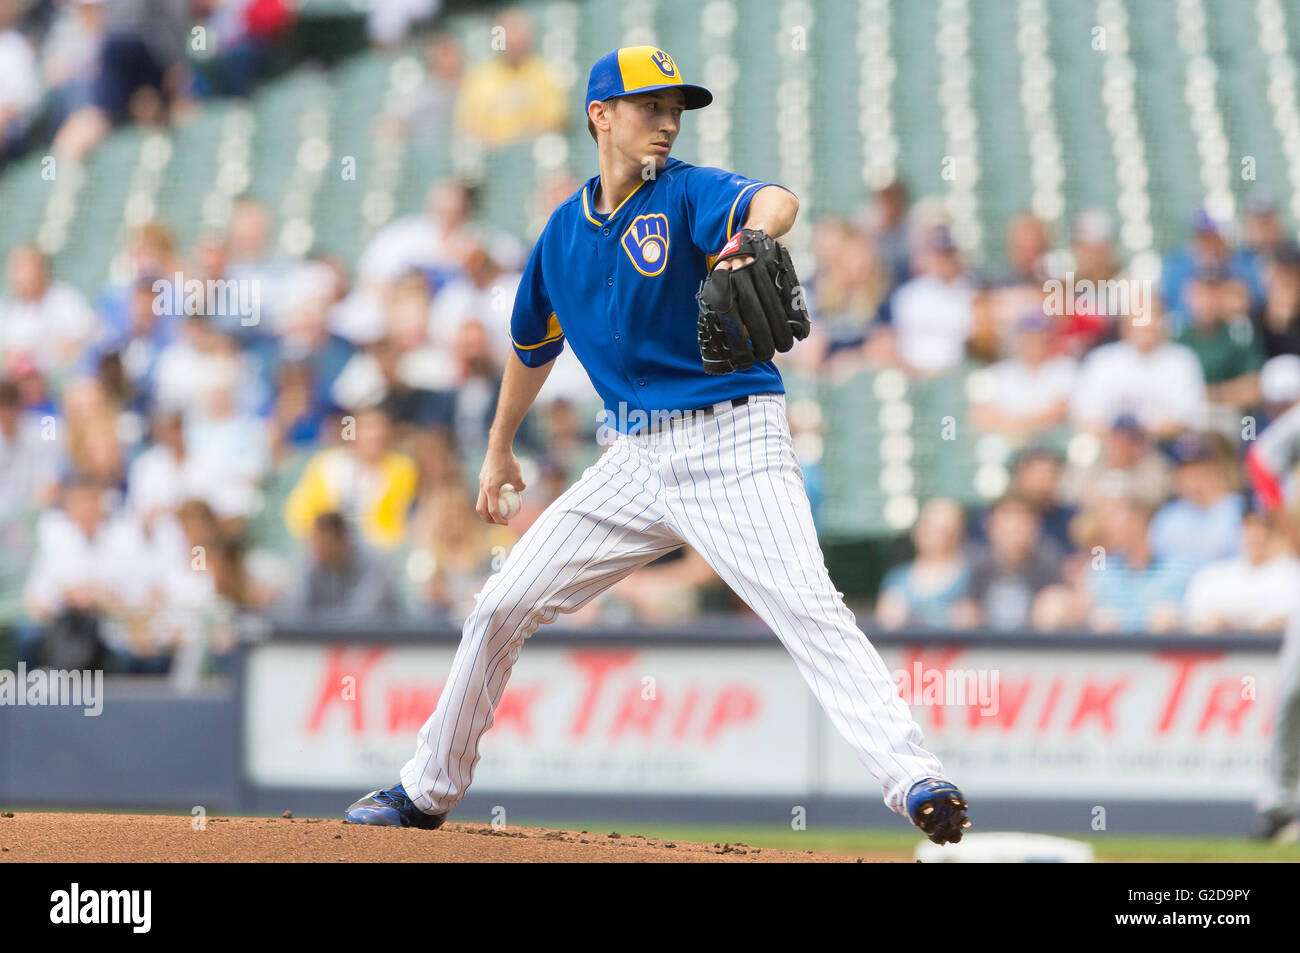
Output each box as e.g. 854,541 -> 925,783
906,778 -> 971,845
344,782 -> 447,829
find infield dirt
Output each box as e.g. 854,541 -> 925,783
0,813 -> 894,862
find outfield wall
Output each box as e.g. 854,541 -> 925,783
0,624 -> 1285,835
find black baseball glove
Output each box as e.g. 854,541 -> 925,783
696,228 -> 811,375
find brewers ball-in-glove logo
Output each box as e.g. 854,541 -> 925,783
651,49 -> 677,77
622,214 -> 670,277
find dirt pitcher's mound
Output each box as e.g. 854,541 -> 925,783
0,813 -> 881,862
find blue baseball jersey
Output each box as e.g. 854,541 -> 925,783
510,157 -> 792,433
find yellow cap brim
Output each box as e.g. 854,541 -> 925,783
609,83 -> 713,109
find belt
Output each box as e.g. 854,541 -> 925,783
642,393 -> 764,434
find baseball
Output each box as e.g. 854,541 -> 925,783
497,484 -> 521,521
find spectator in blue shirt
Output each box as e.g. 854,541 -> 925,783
267,290 -> 354,416
970,446 -> 1077,555
1148,431 -> 1244,571
1162,207 -> 1265,332
82,277 -> 173,415
866,179 -> 912,292
876,498 -> 971,630
1240,192 -> 1287,288
95,223 -> 185,348
1087,496 -> 1194,633
266,359 -> 331,462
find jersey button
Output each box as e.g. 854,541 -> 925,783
602,227 -> 610,236
638,378 -> 646,386
606,277 -> 613,286
613,332 -> 621,340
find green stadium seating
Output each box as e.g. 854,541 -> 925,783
3,0 -> 1300,559
9,0 -> 1295,296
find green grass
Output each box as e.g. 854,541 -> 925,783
513,820 -> 1300,863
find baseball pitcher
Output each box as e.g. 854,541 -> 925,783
1245,398 -> 1300,838
344,46 -> 970,845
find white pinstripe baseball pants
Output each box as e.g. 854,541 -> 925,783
401,393 -> 948,817
1259,608 -> 1300,815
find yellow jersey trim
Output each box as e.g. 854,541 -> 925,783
583,180 -> 648,225
511,312 -> 564,349
580,186 -> 601,225
726,182 -> 765,242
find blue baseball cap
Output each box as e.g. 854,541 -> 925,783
1016,309 -> 1052,332
1167,432 -> 1214,466
585,46 -> 713,112
1111,413 -> 1144,436
1191,205 -> 1227,237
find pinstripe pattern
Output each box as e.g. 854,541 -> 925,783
400,394 -> 947,818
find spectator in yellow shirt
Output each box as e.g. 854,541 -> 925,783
285,405 -> 418,551
454,7 -> 565,148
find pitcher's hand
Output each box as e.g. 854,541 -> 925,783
477,448 -> 527,525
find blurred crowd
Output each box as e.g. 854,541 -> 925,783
824,185 -> 1300,637
0,178 -> 614,678
5,7 -> 1300,684
0,0 -> 573,164
0,3 -> 703,681
1,0 -> 299,162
